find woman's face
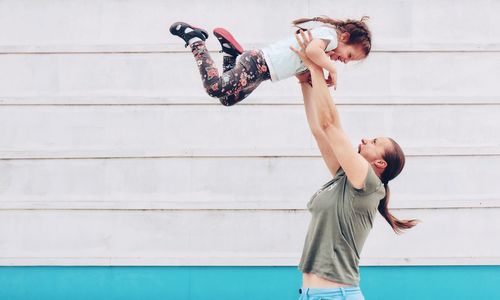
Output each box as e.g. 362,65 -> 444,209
358,137 -> 392,162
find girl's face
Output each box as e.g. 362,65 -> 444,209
328,43 -> 366,64
328,31 -> 367,64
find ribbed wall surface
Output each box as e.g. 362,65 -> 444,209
0,0 -> 499,269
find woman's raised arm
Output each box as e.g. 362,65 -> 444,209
292,31 -> 369,189
297,72 -> 341,176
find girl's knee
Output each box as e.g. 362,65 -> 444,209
205,82 -> 224,98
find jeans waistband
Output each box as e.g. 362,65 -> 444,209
299,287 -> 361,297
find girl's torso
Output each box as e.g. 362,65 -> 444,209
261,26 -> 338,81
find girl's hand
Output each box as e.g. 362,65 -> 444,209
325,72 -> 335,88
328,68 -> 337,90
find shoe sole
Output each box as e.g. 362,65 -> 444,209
213,27 -> 244,55
170,22 -> 209,39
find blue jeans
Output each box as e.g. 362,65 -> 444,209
298,287 -> 365,300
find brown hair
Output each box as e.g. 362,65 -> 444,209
378,138 -> 418,234
292,16 -> 372,57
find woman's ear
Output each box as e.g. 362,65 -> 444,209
374,159 -> 387,170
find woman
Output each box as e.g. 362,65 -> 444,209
291,31 -> 418,300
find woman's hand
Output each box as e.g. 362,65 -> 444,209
295,70 -> 312,85
295,69 -> 336,88
290,30 -> 321,72
291,30 -> 334,87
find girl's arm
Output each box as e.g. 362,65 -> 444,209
292,31 -> 368,189
305,38 -> 337,89
297,72 -> 341,176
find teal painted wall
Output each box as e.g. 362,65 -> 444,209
0,266 -> 499,300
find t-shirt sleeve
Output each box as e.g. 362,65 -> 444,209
352,167 -> 386,210
311,26 -> 338,52
354,167 -> 384,196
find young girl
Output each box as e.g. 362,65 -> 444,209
169,16 -> 371,106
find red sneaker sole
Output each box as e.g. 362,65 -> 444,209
213,27 -> 244,54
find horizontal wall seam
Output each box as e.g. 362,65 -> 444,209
1,154 -> 499,160
0,206 -> 498,211
1,49 -> 500,55
1,256 -> 499,266
1,102 -> 500,106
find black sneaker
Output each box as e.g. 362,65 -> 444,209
213,27 -> 244,57
169,22 -> 209,47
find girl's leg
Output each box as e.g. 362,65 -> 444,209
217,50 -> 271,106
190,42 -> 269,106
214,27 -> 243,72
218,84 -> 254,106
222,55 -> 237,72
190,41 -> 242,99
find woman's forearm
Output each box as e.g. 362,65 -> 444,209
299,82 -> 323,135
308,67 -> 342,130
299,76 -> 342,176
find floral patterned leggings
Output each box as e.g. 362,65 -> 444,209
190,41 -> 271,106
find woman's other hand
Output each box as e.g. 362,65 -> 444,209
290,30 -> 320,71
291,30 -> 334,87
296,70 -> 312,85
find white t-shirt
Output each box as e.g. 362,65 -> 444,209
261,26 -> 338,82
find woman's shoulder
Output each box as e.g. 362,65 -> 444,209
353,167 -> 384,195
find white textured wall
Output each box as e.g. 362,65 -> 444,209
0,0 -> 499,266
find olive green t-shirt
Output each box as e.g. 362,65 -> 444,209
298,167 -> 385,286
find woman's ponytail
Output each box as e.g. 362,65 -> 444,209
378,182 -> 418,234
378,139 -> 419,234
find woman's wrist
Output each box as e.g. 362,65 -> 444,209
308,65 -> 323,75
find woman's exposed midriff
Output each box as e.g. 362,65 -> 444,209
302,273 -> 351,288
